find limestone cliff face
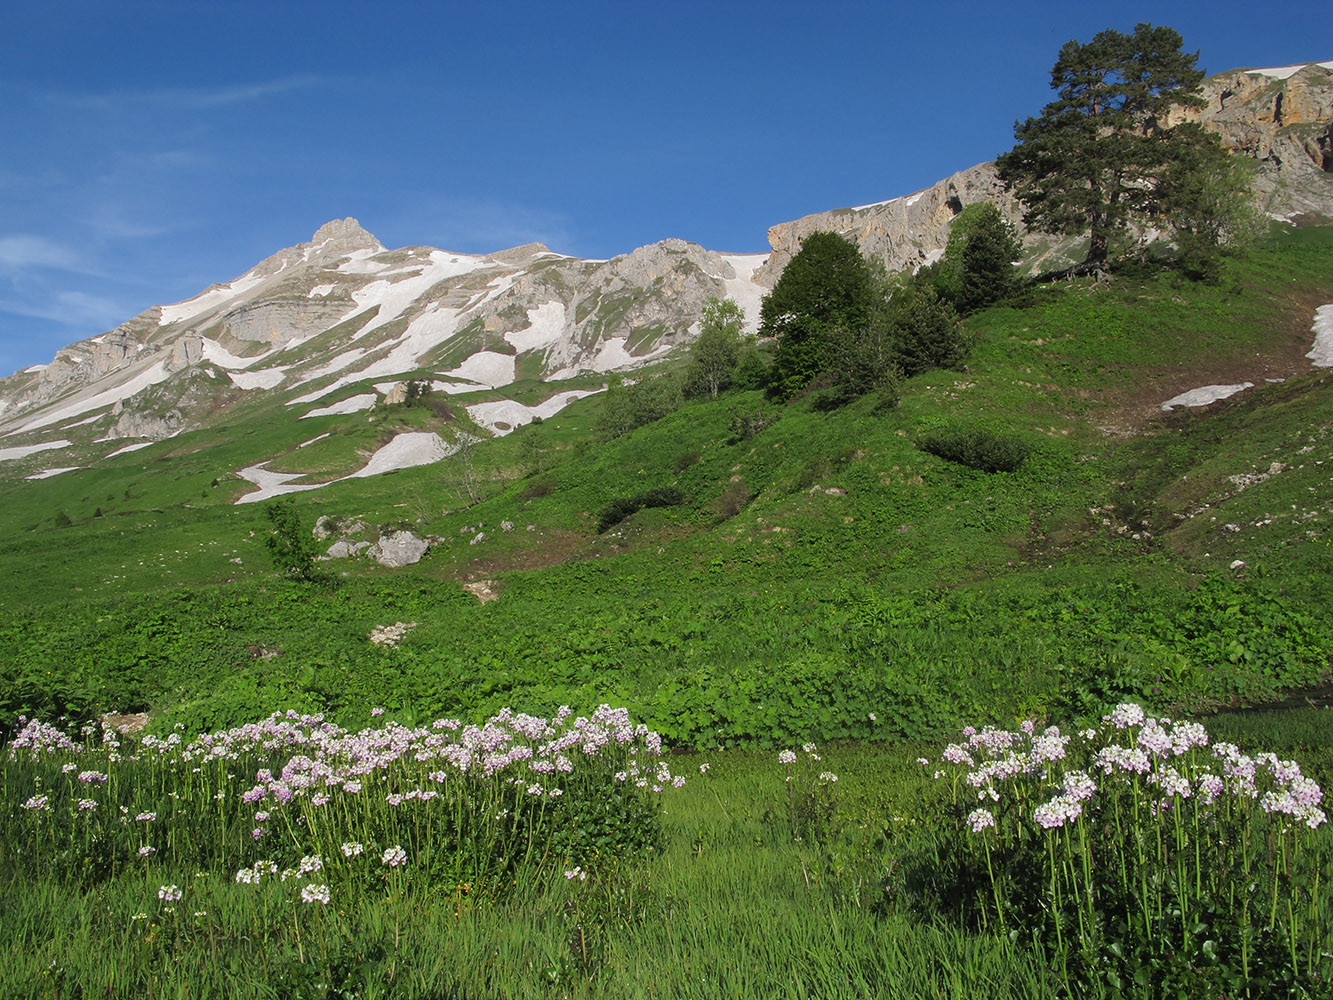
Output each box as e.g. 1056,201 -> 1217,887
1175,63 -> 1333,221
757,164 -> 1023,286
221,300 -> 353,347
763,61 -> 1333,282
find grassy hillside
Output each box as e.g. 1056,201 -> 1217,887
2,229 -> 1332,741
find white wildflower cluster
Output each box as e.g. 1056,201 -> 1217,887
934,704 -> 1325,836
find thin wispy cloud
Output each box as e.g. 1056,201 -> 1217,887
0,235 -> 82,272
44,74 -> 335,112
0,289 -> 130,331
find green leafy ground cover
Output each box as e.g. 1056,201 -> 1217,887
2,230 -> 1333,996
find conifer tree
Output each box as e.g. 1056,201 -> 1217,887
996,23 -> 1222,274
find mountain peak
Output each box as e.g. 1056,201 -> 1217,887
310,217 -> 382,253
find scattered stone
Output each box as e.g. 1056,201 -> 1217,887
1230,559 -> 1247,570
463,580 -> 499,604
500,520 -> 514,532
369,621 -> 418,647
1222,523 -> 1241,533
324,539 -> 371,559
470,531 -> 486,545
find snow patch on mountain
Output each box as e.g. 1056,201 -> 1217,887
1161,383 -> 1254,410
466,389 -> 602,435
720,253 -> 769,333
159,272 -> 264,326
347,252 -> 493,341
345,431 -> 450,479
105,441 -> 155,458
229,369 -> 286,390
301,393 -> 377,419
13,360 -> 173,434
442,351 -> 516,387
25,466 -> 81,479
1247,61 -> 1333,80
1307,304 -> 1333,367
505,302 -> 567,352
0,439 -> 72,461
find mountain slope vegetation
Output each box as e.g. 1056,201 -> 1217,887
2,227 -> 1330,741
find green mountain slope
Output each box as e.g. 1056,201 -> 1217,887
2,230 -> 1331,741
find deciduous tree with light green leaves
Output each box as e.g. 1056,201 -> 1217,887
996,23 -> 1241,276
686,297 -> 744,400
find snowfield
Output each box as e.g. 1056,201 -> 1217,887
1247,61 -> 1333,80
1307,304 -> 1333,367
104,441 -> 155,458
1161,383 -> 1254,410
158,271 -> 265,327
0,439 -> 72,462
229,369 -> 286,390
504,302 -> 567,352
466,389 -> 602,435
301,393 -> 377,419
235,432 -> 453,503
442,351 -> 516,387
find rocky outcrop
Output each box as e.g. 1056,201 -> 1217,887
367,530 -> 429,567
110,402 -> 184,440
757,164 -> 1027,285
1175,63 -> 1333,221
222,299 -> 352,347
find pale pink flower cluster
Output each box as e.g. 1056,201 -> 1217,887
967,808 -> 995,833
936,703 -> 1325,836
1034,795 -> 1083,829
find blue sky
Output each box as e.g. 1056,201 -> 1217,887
1,0 -> 1326,375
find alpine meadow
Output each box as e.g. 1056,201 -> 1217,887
2,24 -> 1333,1000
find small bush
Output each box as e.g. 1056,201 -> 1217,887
917,426 -> 1030,473
520,478 -> 556,500
727,409 -> 775,443
716,479 -> 750,519
597,487 -> 685,533
794,444 -> 858,491
672,450 -> 700,474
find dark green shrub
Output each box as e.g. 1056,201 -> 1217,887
596,487 -> 685,533
263,498 -> 321,580
672,450 -> 700,474
716,480 -> 749,519
917,425 -> 1030,473
727,408 -> 775,443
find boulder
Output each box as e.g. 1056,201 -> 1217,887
368,530 -> 429,567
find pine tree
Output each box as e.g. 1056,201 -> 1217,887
996,23 -> 1218,274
